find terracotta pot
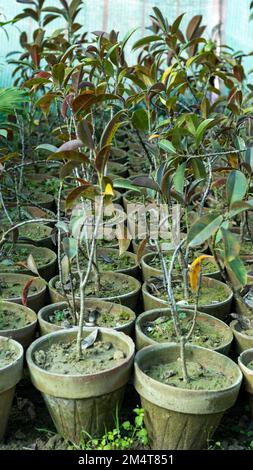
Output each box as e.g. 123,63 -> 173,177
0,301 -> 37,348
38,300 -> 136,337
134,343 -> 242,449
238,348 -> 253,418
135,308 -> 233,355
230,319 -> 253,355
0,336 -> 24,440
142,276 -> 233,321
0,273 -> 47,312
26,328 -> 135,444
48,272 -> 141,312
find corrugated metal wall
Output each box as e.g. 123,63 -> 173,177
0,0 -> 252,87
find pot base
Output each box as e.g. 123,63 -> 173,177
42,386 -> 125,444
141,397 -> 223,450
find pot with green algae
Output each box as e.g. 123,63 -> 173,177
71,247 -> 140,279
142,276 -> 233,321
135,308 -> 233,355
48,272 -> 141,312
141,252 -> 221,282
26,328 -> 135,444
38,300 -> 136,337
238,348 -> 253,418
0,336 -> 24,441
0,243 -> 57,281
0,273 -> 46,312
134,343 -> 242,450
230,319 -> 253,354
0,301 -> 37,348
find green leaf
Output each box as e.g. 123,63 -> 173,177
173,162 -> 186,194
100,110 -> 126,149
245,146 -> 253,172
227,257 -> 247,287
191,158 -> 206,179
113,179 -> 141,192
221,228 -> 240,262
52,62 -> 65,86
132,35 -> 161,51
226,170 -> 247,207
36,144 -> 58,153
132,108 -> 149,131
229,199 -> 253,217
188,213 -> 223,247
195,118 -> 215,147
121,27 -> 138,51
159,139 -> 177,155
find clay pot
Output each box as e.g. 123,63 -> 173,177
230,319 -> 253,355
0,301 -> 37,348
26,328 -> 135,444
0,273 -> 47,312
134,343 -> 242,449
238,348 -> 253,418
0,336 -> 24,441
0,243 -> 57,281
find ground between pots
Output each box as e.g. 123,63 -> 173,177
1,375 -> 253,451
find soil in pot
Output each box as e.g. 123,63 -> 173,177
146,360 -> 232,391
49,305 -> 133,330
54,274 -> 136,299
33,337 -> 126,375
0,305 -> 31,331
142,313 -> 225,350
143,252 -> 219,279
17,223 -> 52,243
71,248 -> 137,277
146,276 -> 228,306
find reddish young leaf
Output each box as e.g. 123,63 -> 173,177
22,277 -> 36,307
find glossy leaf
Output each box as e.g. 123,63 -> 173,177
226,170 -> 247,207
159,139 -> 177,154
188,213 -> 223,248
221,228 -> 240,262
132,108 -> 149,131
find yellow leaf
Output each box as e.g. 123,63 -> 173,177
227,153 -> 238,169
104,182 -> 114,196
149,134 -> 160,140
189,255 -> 215,292
118,237 -> 131,255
